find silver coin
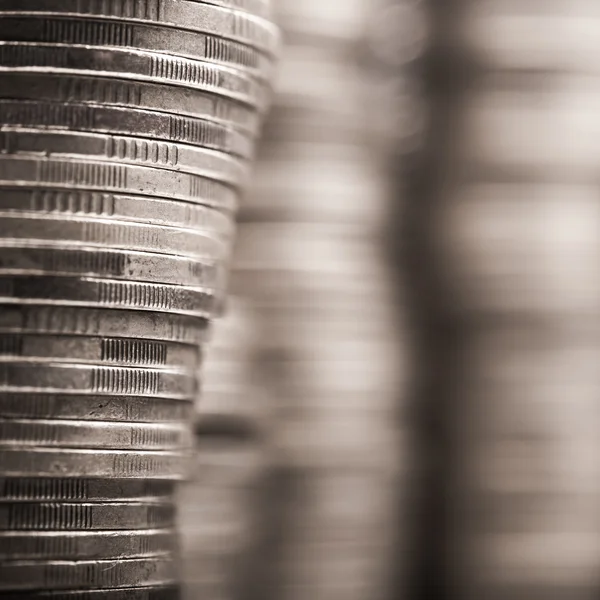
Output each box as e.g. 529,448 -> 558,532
0,16 -> 273,78
0,448 -> 189,479
0,478 -> 175,502
0,188 -> 235,237
0,72 -> 261,134
0,0 -> 279,56
0,393 -> 193,423
0,216 -> 226,262
0,246 -> 223,289
0,361 -> 197,399
0,306 -> 209,346
0,332 -> 199,369
0,528 -> 177,560
0,501 -> 176,530
0,157 -> 238,211
198,0 -> 271,18
0,100 -> 254,158
0,44 -> 266,108
0,275 -> 218,317
0,556 -> 177,590
0,130 -> 249,186
0,419 -> 191,451
0,587 -> 181,600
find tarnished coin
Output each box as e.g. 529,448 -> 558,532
0,529 -> 177,560
0,361 -> 197,399
0,17 -> 273,78
0,274 -> 218,317
0,448 -> 189,479
0,393 -> 193,423
0,419 -> 191,451
0,73 -> 262,134
0,44 -> 267,108
0,586 -> 181,600
0,0 -> 279,56
0,332 -> 199,369
0,478 -> 175,502
0,501 -> 176,530
0,216 -> 226,262
0,130 -> 249,185
0,306 -> 209,346
0,556 -> 177,590
0,188 -> 235,237
0,246 -> 223,289
0,156 -> 238,211
0,100 -> 254,158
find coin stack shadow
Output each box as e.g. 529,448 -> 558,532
0,1 -> 278,597
230,2 -> 407,600
409,2 -> 600,600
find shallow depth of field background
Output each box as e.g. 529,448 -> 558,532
182,3 -> 600,600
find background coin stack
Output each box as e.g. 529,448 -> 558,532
412,2 -> 600,599
0,1 -> 278,596
178,296 -> 273,600
360,3 -> 436,599
229,2 -> 408,599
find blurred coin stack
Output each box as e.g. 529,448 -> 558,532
416,2 -> 600,599
0,1 -> 278,596
230,2 -> 407,599
178,297 -> 272,600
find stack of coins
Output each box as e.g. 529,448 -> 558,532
179,297 -> 272,600
0,2 -> 278,596
362,3 -> 434,599
178,432 -> 270,600
196,297 -> 271,435
229,2 -> 407,599
409,2 -> 600,599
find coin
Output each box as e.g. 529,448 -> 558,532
0,501 -> 176,530
0,556 -> 177,590
0,275 -> 218,317
0,130 -> 249,185
0,448 -> 189,479
0,393 -> 193,424
0,529 -> 177,560
0,586 -> 181,600
0,246 -> 223,290
0,72 -> 262,134
201,0 -> 272,19
0,16 -> 273,78
0,187 -> 235,236
0,44 -> 267,108
0,362 -> 197,399
0,478 -> 175,502
0,419 -> 191,451
0,100 -> 254,158
0,306 -> 209,346
0,217 -> 226,262
0,156 -> 238,211
0,332 -> 199,369
0,0 -> 279,56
